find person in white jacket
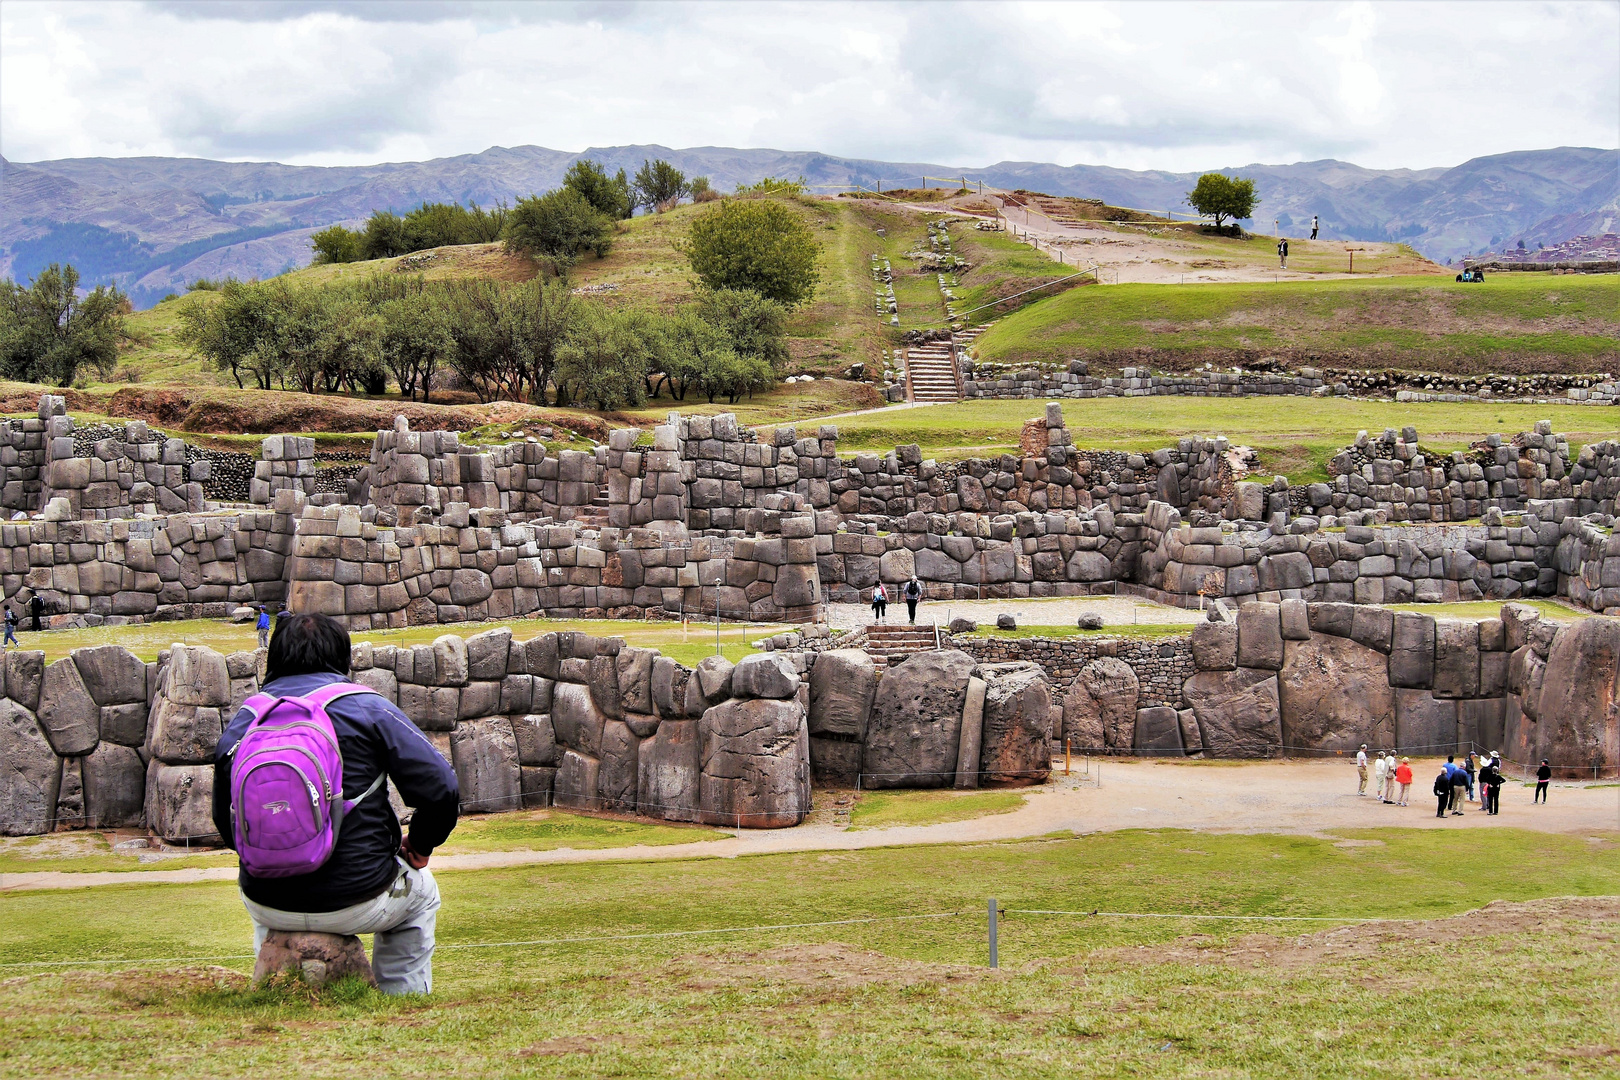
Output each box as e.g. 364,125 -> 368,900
1356,745 -> 1369,795
1383,752 -> 1399,802
1372,751 -> 1390,803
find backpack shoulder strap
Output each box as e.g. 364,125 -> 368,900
302,681 -> 381,709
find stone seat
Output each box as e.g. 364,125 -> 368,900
253,930 -> 376,988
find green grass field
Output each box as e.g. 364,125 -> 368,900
847,788 -> 1027,828
2,828 -> 1616,1077
973,272 -> 1620,375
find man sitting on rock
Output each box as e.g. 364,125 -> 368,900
212,612 -> 460,994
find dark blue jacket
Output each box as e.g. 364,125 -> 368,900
212,671 -> 460,913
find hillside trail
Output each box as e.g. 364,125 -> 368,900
4,759 -> 1613,893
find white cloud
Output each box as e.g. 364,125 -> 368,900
0,0 -> 1614,170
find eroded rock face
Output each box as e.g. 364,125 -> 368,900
730,653 -> 801,700
1277,633 -> 1394,752
1180,668 -> 1281,758
81,742 -> 145,828
640,719 -> 700,821
861,650 -> 976,788
0,699 -> 58,835
36,658 -> 100,757
807,650 -> 877,739
1533,618 -> 1620,775
975,662 -> 1051,786
1062,658 -> 1139,752
698,697 -> 810,827
449,717 -> 521,813
146,763 -> 218,843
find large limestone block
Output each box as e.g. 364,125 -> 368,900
166,644 -> 232,707
0,700 -> 59,835
975,662 -> 1051,786
511,714 -> 559,766
1133,707 -> 1184,755
1062,657 -> 1139,752
449,717 -> 521,813
148,697 -> 224,764
100,702 -> 150,747
597,720 -> 640,811
650,656 -> 691,719
553,748 -> 602,811
772,564 -> 820,608
588,655 -> 624,720
640,719 -> 701,821
1394,690 -> 1458,753
1432,621 -> 1480,699
1278,633 -> 1394,752
520,766 -> 557,809
82,742 -> 146,828
37,658 -> 101,756
465,628 -> 511,681
615,647 -> 657,714
1534,618 -> 1620,775
698,698 -> 810,827
1388,613 -> 1436,689
72,644 -> 148,705
807,650 -> 877,739
433,635 -> 469,687
861,650 -> 976,788
551,681 -> 605,757
730,653 -> 801,700
1181,668 -> 1281,758
1236,603 -> 1284,670
1191,621 -> 1237,671
5,650 -> 43,711
683,656 -> 734,715
147,763 -> 219,842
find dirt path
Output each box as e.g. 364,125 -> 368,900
4,760 -> 1613,894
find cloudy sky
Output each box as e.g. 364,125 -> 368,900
2,0 -> 1616,171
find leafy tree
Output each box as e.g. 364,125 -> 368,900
554,305 -> 653,410
697,347 -> 775,405
503,188 -> 614,269
360,211 -> 410,260
683,200 -> 820,307
690,175 -> 720,204
736,176 -> 806,196
563,160 -> 634,220
177,280 -> 280,389
633,158 -> 690,212
310,225 -> 363,264
694,287 -> 791,371
0,263 -> 127,386
401,201 -> 507,249
503,277 -> 575,404
1184,173 -> 1259,229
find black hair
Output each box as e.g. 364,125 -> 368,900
1446,755 -> 1454,762
264,612 -> 351,685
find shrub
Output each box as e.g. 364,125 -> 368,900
503,189 -> 614,269
633,159 -> 690,212
563,160 -> 634,220
0,263 -> 127,386
684,201 -> 820,307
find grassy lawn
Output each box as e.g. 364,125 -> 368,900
848,788 -> 1027,829
825,395 -> 1620,482
973,272 -> 1620,374
1380,598 -> 1594,622
963,623 -> 1191,641
18,617 -> 781,666
0,832 -> 237,874
2,828 -> 1617,1077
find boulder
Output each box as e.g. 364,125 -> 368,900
587,655 -> 623,720
0,700 -> 58,835
146,763 -> 219,843
640,719 -> 701,821
36,658 -> 101,756
166,644 -> 232,707
1277,633 -> 1395,752
148,698 -> 224,765
1432,621 -> 1480,698
100,702 -> 150,747
465,628 -> 511,681
5,650 -> 43,711
1180,668 -> 1281,758
1191,621 -> 1238,671
730,653 -> 802,700
597,720 -> 641,812
953,677 -> 987,789
996,614 -> 1017,631
1394,690 -> 1458,754
1388,613 -> 1436,689
615,647 -> 657,714
807,649 -> 877,739
1533,617 -> 1620,775
683,656 -> 734,715
511,714 -> 559,766
948,617 -> 977,634
1279,599 -> 1311,641
861,650 -> 976,788
553,748 -> 602,811
520,766 -> 557,809
1236,602 -> 1284,670
253,931 -> 375,989
1133,707 -> 1184,755
433,635 -> 469,687
809,737 -> 863,787
551,681 -> 606,757
1062,657 -> 1139,752
650,657 -> 691,719
449,717 -> 521,813
71,644 -> 148,705
1076,611 -> 1105,631
975,662 -> 1051,785
698,697 -> 810,828
82,742 -> 146,828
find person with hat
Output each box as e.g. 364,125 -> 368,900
1356,744 -> 1369,795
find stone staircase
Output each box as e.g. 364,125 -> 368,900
861,623 -> 940,668
572,482 -> 612,530
904,342 -> 960,403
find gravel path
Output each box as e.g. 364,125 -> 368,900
825,595 -> 1206,632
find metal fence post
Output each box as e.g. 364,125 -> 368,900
988,897 -> 998,968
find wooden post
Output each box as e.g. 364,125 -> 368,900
988,898 -> 999,968
1065,739 -> 1071,776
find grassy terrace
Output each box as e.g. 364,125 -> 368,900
3,828 -> 1617,1077
973,272 -> 1620,374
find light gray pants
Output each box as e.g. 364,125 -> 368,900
242,861 -> 440,995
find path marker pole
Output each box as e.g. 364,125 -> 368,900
1065,740 -> 1071,776
988,898 -> 999,968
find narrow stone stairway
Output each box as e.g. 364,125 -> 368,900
905,342 -> 960,402
861,623 -> 940,668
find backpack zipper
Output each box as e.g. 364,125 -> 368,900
235,758 -> 324,842
237,742 -> 336,803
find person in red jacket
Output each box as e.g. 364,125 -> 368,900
1394,757 -> 1414,806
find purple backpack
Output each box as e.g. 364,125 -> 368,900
229,682 -> 386,879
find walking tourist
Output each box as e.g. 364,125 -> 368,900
1277,238 -> 1289,268
1310,214 -> 1319,239
213,612 -> 461,995
1395,757 -> 1413,806
1356,745 -> 1369,795
1535,759 -> 1551,803
904,578 -> 922,625
1465,752 -> 1477,802
1480,756 -> 1503,815
1373,751 -> 1390,803
1447,755 -> 1467,815
1434,766 -> 1453,818
1383,752 -> 1399,802
2,604 -> 16,649
871,583 -> 888,623
256,605 -> 271,649
29,593 -> 42,632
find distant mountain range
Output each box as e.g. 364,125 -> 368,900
2,143 -> 1615,307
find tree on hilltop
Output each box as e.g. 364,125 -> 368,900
503,188 -> 614,270
563,160 -> 634,220
633,159 -> 690,212
682,200 -> 820,307
1185,173 -> 1259,229
0,263 -> 127,386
